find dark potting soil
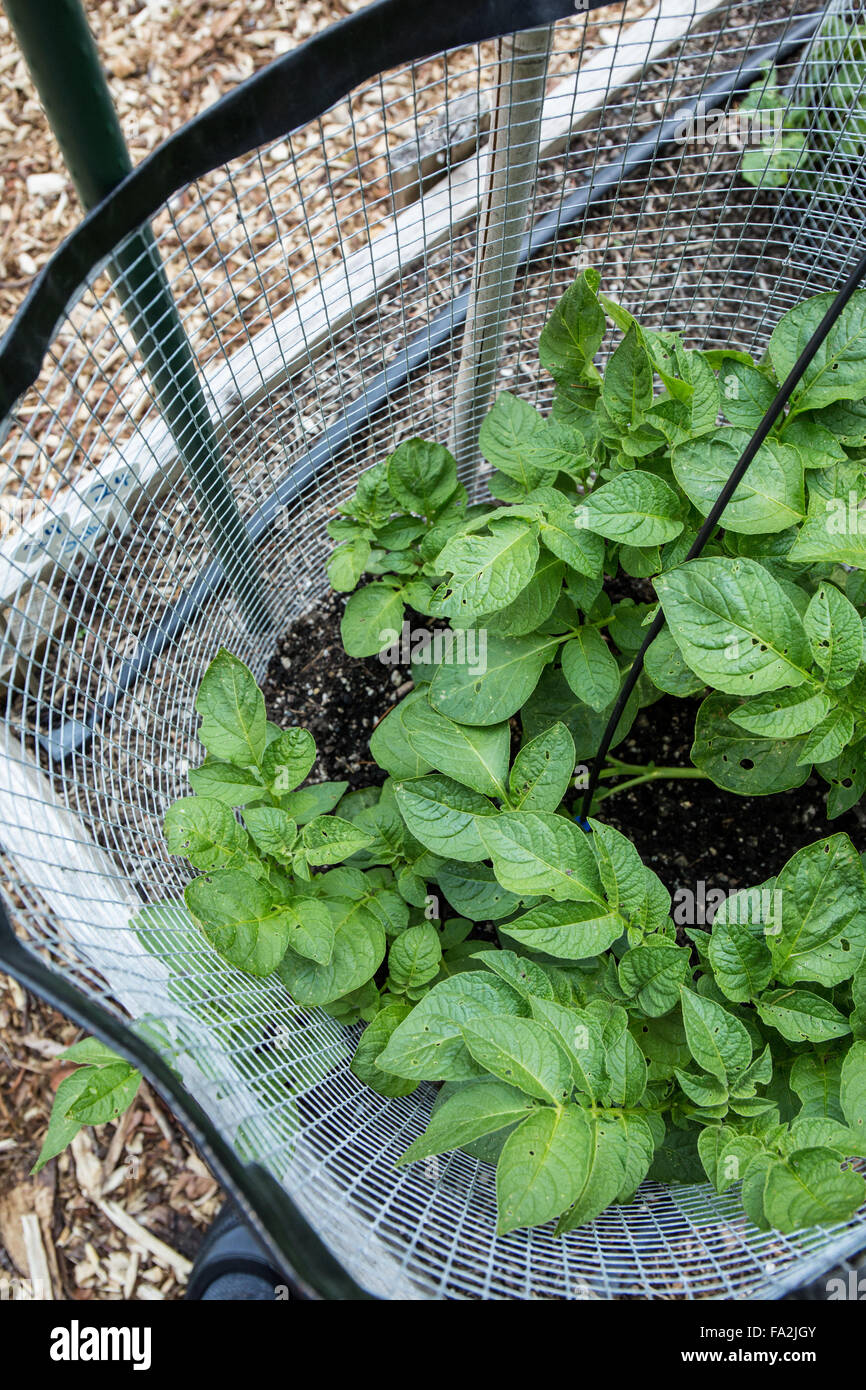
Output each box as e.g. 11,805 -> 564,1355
261,589 -> 408,791
262,590 -> 865,900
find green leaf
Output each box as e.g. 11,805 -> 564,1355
482,555 -> 565,640
302,815 -> 374,866
804,582 -> 863,688
340,584 -> 405,658
770,290 -> 866,415
729,686 -> 832,738
60,1038 -> 126,1067
394,774 -> 495,861
673,430 -> 804,533
479,392 -> 550,490
644,626 -> 705,696
460,1016 -> 573,1104
791,1052 -> 845,1121
399,1080 -> 535,1163
386,437 -> 459,517
763,1148 -> 865,1231
841,1041 -> 866,1140
377,972 -> 525,1081
185,869 -> 293,976
656,557 -> 811,695
719,358 -> 777,428
242,806 -> 297,862
538,510 -> 605,576
508,723 -> 576,812
707,915 -> 772,1002
680,986 -> 753,1079
602,1010 -> 648,1106
501,900 -> 623,959
575,471 -> 683,546
66,1061 -> 142,1126
351,1002 -> 418,1098
561,628 -> 620,712
602,325 -> 654,429
619,942 -> 691,1016
538,267 -> 605,381
674,1068 -> 729,1107
278,898 -> 385,1006
756,988 -> 851,1043
281,898 -> 335,965
326,537 -> 372,591
554,1113 -> 629,1232
261,728 -> 316,795
428,630 -> 558,726
282,781 -> 349,824
432,520 -> 539,622
437,860 -> 523,921
529,998 -> 606,1098
388,923 -> 442,993
164,796 -> 250,871
788,503 -> 866,569
187,760 -> 265,806
196,649 -> 267,767
32,1070 -> 90,1173
797,706 -> 856,767
368,688 -> 434,780
769,834 -> 866,988
401,700 -> 510,799
477,811 -> 605,903
692,691 -> 810,795
496,1104 -> 594,1235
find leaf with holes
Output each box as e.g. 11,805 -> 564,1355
655,557 -> 811,695
508,723 -> 576,813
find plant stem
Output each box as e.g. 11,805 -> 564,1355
592,765 -> 709,804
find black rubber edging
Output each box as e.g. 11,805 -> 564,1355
36,11 -> 823,763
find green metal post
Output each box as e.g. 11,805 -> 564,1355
3,0 -> 270,630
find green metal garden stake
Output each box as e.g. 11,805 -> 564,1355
3,0 -> 271,630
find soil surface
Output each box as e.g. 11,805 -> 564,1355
261,589 -> 410,790
263,590 -> 866,901
600,696 -> 865,899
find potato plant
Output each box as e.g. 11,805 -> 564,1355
40,270 -> 866,1241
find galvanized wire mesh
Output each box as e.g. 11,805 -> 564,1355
2,0 -> 866,1299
